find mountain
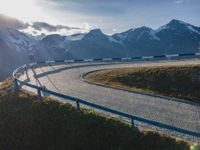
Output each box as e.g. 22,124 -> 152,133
112,19 -> 200,56
152,19 -> 200,54
64,20 -> 200,58
1,18 -> 200,81
0,27 -> 29,81
65,29 -> 128,59
0,27 -> 51,81
38,33 -> 87,59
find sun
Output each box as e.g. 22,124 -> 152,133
0,0 -> 46,22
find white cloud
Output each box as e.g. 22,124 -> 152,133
112,28 -> 117,32
21,24 -> 89,37
0,13 -> 90,37
81,22 -> 92,30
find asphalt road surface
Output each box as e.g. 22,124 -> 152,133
19,59 -> 200,143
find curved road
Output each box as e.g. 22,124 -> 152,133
20,59 -> 200,143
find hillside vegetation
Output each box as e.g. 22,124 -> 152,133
85,64 -> 200,103
0,79 -> 193,150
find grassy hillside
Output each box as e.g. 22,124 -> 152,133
85,64 -> 200,103
0,79 -> 196,150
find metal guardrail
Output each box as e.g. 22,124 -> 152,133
12,52 -> 200,139
28,52 -> 200,65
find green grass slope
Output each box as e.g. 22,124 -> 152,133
0,79 -> 193,150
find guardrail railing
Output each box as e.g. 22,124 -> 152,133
12,53 -> 200,139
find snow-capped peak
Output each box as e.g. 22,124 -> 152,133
167,19 -> 200,34
149,19 -> 200,40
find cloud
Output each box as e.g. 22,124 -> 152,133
112,28 -> 117,32
0,14 -> 28,29
0,13 -> 90,37
21,21 -> 90,37
81,22 -> 91,31
31,21 -> 81,32
40,0 -> 127,16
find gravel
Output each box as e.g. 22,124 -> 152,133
19,59 -> 200,143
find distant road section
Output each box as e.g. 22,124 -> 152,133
20,59 -> 200,143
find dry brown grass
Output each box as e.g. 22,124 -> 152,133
85,64 -> 200,103
0,79 -> 195,150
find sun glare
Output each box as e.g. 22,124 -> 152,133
0,0 -> 47,22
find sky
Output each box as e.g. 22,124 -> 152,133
0,0 -> 199,34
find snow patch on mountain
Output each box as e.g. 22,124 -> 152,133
136,31 -> 145,41
155,25 -> 170,33
149,30 -> 160,41
0,28 -> 36,53
108,36 -> 123,45
115,34 -> 127,41
65,34 -> 86,41
186,25 -> 200,35
112,28 -> 135,42
149,24 -> 172,41
171,19 -> 200,35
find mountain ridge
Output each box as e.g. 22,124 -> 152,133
0,18 -> 200,81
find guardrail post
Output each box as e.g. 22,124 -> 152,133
37,88 -> 42,101
14,78 -> 19,96
25,66 -> 29,80
76,100 -> 80,112
131,118 -> 135,129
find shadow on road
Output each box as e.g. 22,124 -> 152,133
33,62 -> 129,79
